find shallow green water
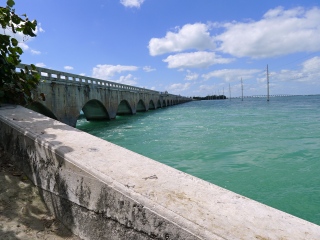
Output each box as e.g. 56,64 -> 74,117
77,95 -> 320,225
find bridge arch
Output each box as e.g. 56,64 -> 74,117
136,99 -> 146,112
149,100 -> 155,110
117,100 -> 133,115
82,99 -> 110,121
157,99 -> 161,108
28,102 -> 58,120
162,100 -> 166,107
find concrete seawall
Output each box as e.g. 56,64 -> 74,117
0,105 -> 319,240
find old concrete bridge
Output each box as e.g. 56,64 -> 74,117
18,64 -> 191,127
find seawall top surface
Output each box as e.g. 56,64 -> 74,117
0,105 -> 319,239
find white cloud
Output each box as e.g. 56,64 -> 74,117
35,23 -> 45,33
302,56 -> 320,72
113,74 -> 137,85
92,64 -> 138,80
64,66 -> 74,70
148,7 -> 320,62
3,22 -> 44,54
198,84 -> 218,92
167,82 -> 191,92
18,42 -> 29,51
216,7 -> 320,58
120,0 -> 145,8
31,49 -> 41,55
3,27 -> 30,44
149,23 -> 215,56
185,70 -> 199,81
143,66 -> 156,72
35,63 -> 46,67
79,73 -> 86,76
163,51 -> 234,69
270,56 -> 320,83
202,69 -> 261,82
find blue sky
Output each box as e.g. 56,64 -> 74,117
6,0 -> 320,97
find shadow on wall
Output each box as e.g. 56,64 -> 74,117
0,105 -> 195,240
0,149 -> 79,239
0,105 -> 79,239
27,101 -> 58,120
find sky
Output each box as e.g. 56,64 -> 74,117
4,0 -> 320,97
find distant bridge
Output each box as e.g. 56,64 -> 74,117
232,94 -> 299,99
18,64 -> 191,127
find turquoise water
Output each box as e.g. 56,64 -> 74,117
77,95 -> 320,225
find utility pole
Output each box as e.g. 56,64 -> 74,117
241,78 -> 244,101
267,64 -> 270,101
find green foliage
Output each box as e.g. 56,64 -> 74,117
193,95 -> 227,100
0,0 -> 40,105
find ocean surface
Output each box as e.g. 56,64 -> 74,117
77,95 -> 320,225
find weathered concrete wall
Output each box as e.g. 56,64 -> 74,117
0,105 -> 319,240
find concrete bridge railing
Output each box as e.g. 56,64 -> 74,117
17,64 -> 192,127
1,106 -> 319,240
